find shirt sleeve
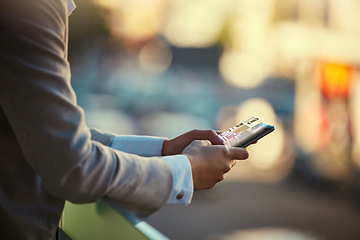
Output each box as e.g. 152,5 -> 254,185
110,136 -> 193,205
110,135 -> 164,157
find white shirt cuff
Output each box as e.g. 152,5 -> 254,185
110,135 -> 194,205
162,155 -> 193,205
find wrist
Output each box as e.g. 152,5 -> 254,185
162,139 -> 170,156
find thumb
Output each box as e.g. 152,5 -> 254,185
191,139 -> 212,147
226,147 -> 249,160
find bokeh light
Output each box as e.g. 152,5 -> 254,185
227,0 -> 275,51
235,98 -> 286,170
350,73 -> 360,170
315,61 -> 356,99
100,0 -> 169,42
219,50 -> 272,88
138,112 -> 212,139
138,40 -> 172,73
217,98 -> 293,183
216,104 -> 239,132
86,108 -> 137,135
161,0 -> 231,48
221,227 -> 320,240
294,91 -> 323,153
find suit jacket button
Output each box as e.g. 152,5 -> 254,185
176,193 -> 184,200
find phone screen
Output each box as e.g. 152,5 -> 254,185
220,119 -> 275,148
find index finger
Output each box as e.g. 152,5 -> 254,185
190,129 -> 225,145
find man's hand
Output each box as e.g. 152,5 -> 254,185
182,140 -> 249,191
162,130 -> 224,156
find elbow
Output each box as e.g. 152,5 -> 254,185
41,152 -> 110,204
43,170 -> 104,204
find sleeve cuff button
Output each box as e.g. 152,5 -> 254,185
176,193 -> 184,200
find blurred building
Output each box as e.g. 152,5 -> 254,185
69,0 -> 360,187
65,0 -> 360,239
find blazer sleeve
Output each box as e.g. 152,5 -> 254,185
0,0 -> 172,216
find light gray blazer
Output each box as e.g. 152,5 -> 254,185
0,0 -> 172,239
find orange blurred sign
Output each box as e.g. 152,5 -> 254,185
317,61 -> 355,99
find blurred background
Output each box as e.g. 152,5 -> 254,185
68,0 -> 360,239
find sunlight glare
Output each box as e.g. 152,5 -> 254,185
219,50 -> 271,89
161,0 -> 231,48
235,98 -> 285,170
139,40 -> 172,73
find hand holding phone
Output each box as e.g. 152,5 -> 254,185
220,116 -> 275,148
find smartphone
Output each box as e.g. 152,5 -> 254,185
220,117 -> 275,148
